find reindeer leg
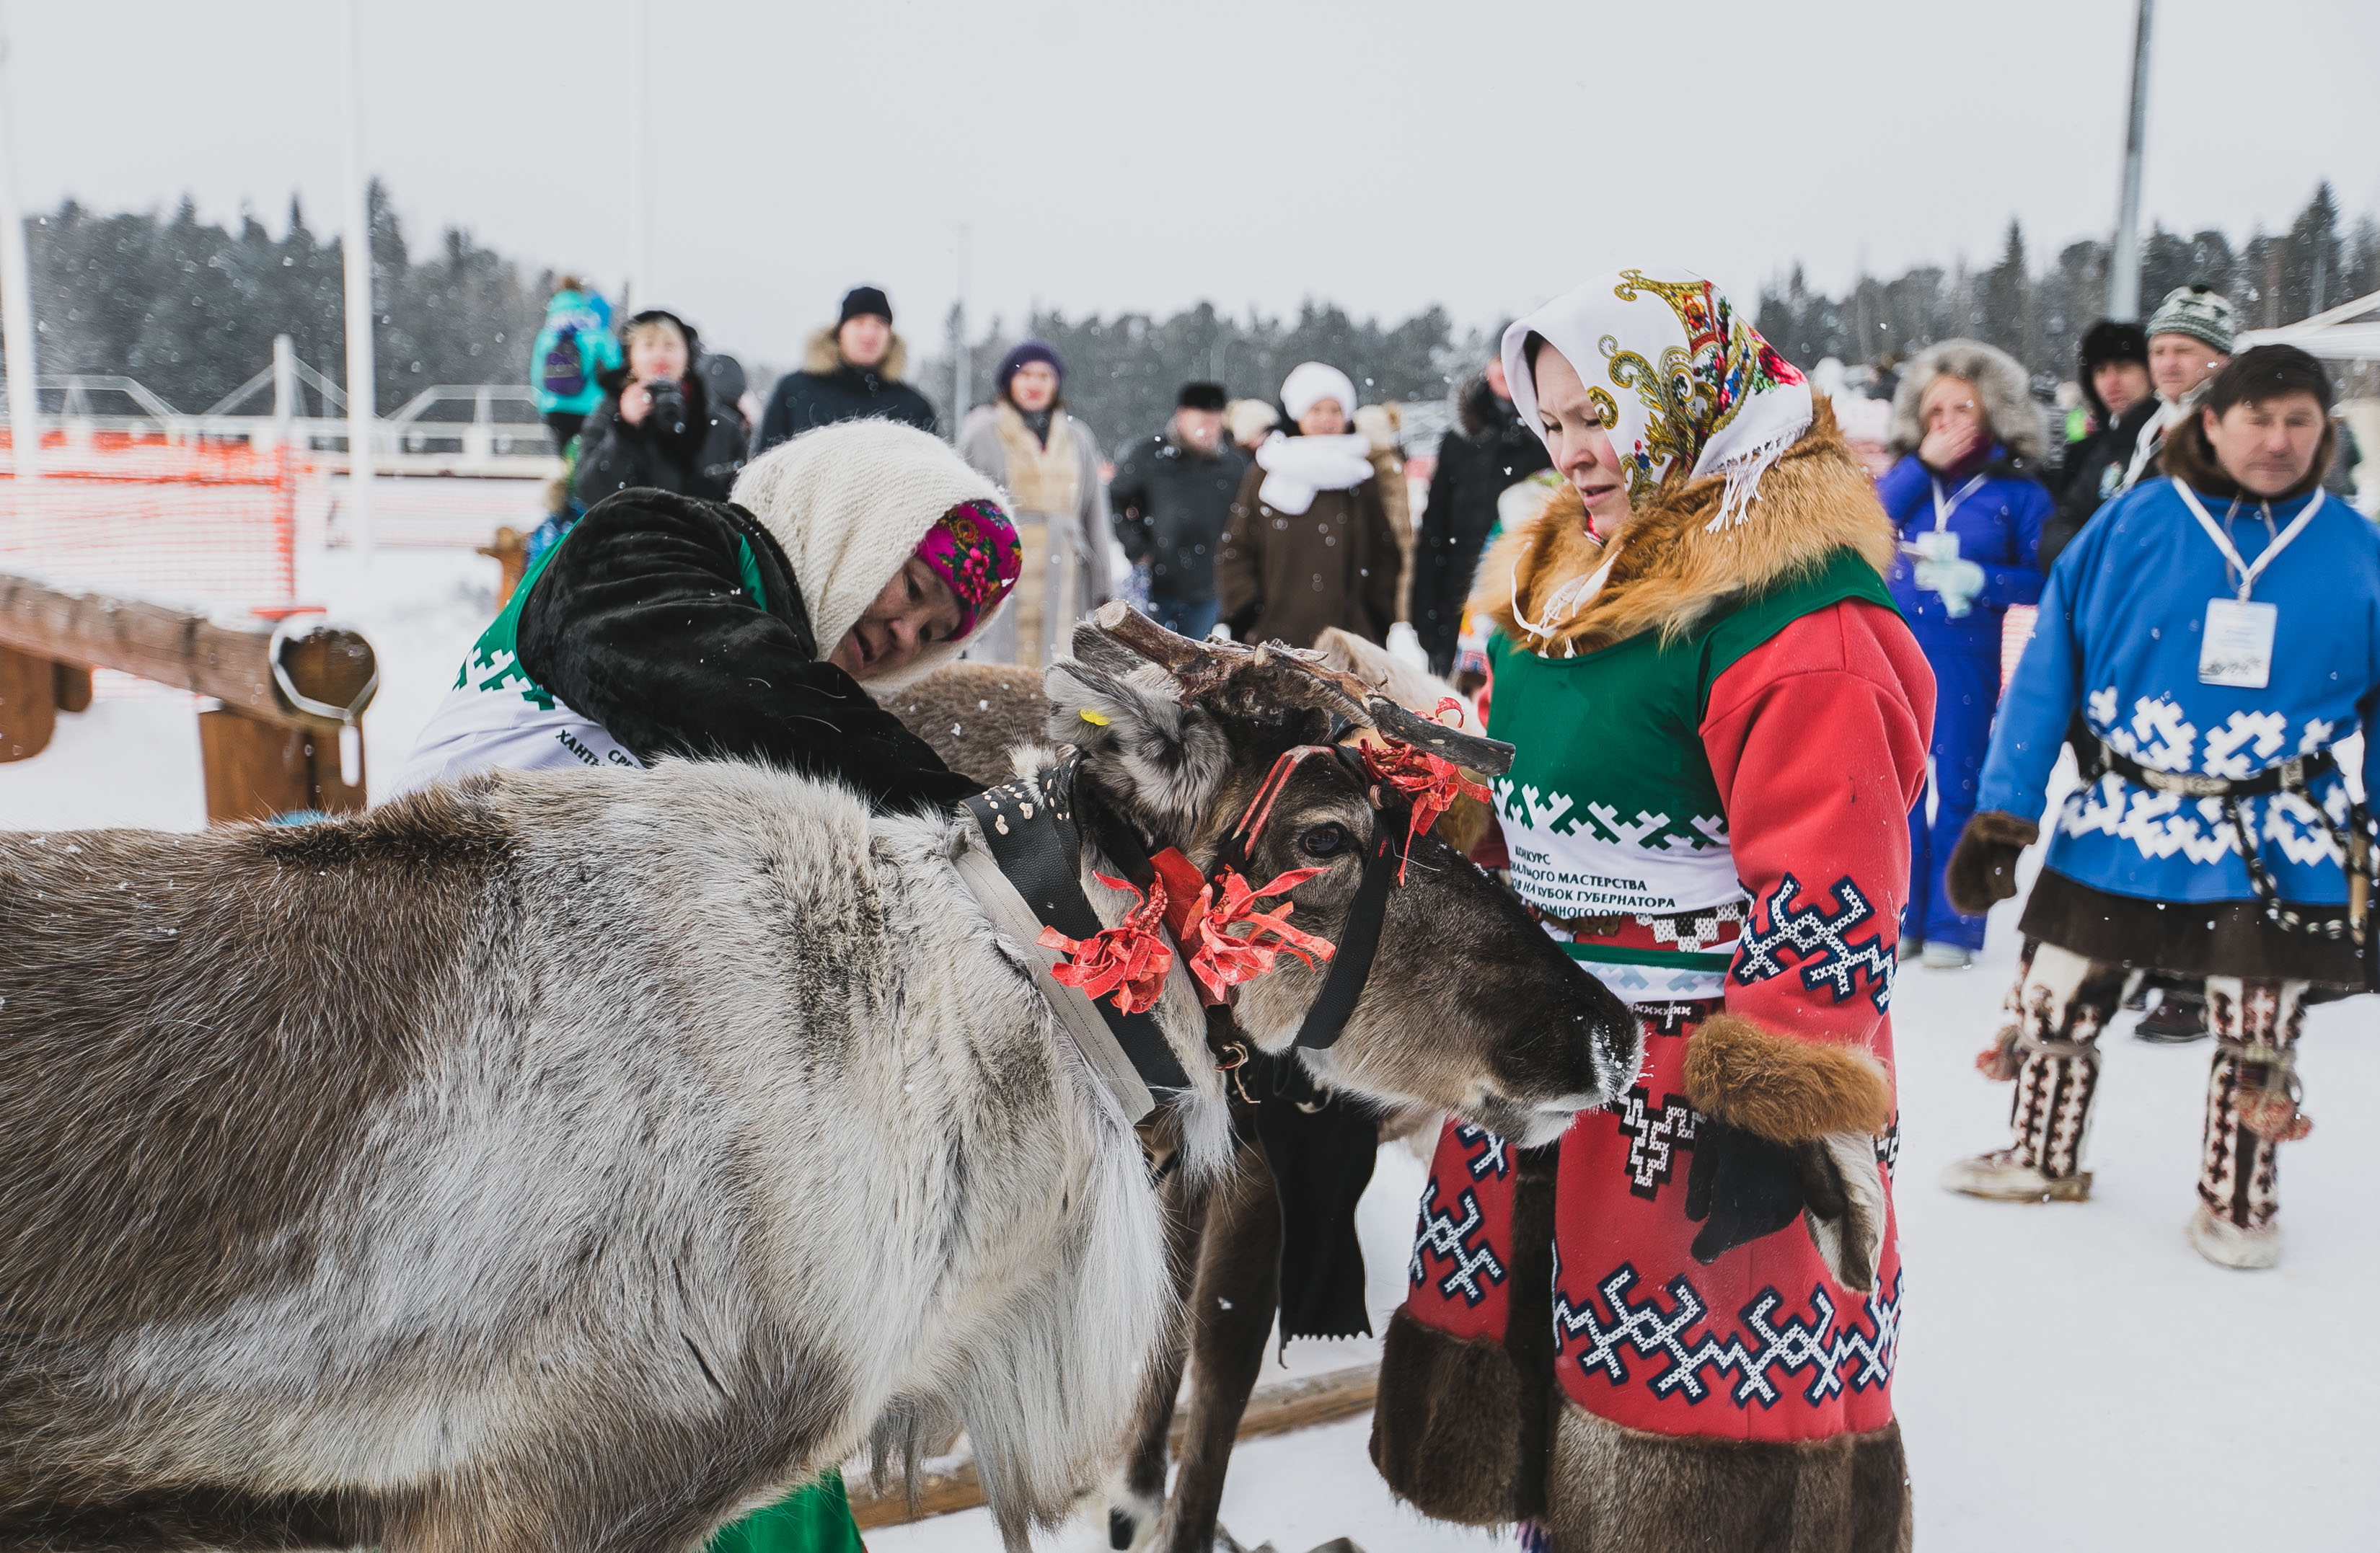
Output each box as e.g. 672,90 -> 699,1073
1158,1131 -> 1281,1553
1108,1144 -> 1212,1552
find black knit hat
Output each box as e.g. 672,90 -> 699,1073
1177,381 -> 1228,412
838,286 -> 893,327
2077,319 -> 2148,418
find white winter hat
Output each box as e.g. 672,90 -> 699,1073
1279,361 -> 1359,422
730,419 -> 1005,688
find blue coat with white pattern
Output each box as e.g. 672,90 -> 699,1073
1976,475 -> 2380,906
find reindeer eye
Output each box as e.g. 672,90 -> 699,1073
1300,823 -> 1352,858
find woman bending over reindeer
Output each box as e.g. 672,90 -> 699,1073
1370,270 -> 1934,1553
392,418 -> 1022,811
388,417 -> 1021,1553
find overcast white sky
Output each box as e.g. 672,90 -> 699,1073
10,0 -> 2379,367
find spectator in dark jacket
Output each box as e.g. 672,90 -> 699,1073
1410,358 -> 1554,674
2039,320 -> 2156,569
752,286 -> 938,453
572,309 -> 749,508
1109,381 -> 1246,640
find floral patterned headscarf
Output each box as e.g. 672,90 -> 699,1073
915,497 -> 1022,642
1502,267 -> 1812,531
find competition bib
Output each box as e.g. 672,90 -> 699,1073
2198,597 -> 2278,689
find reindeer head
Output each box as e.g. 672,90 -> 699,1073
1040,605 -> 1640,1148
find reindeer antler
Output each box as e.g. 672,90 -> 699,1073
1088,602 -> 1515,776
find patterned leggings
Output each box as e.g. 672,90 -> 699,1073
1985,943 -> 2311,1228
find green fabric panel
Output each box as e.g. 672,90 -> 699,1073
1694,547 -> 1899,711
705,1474 -> 863,1553
736,534 -> 769,611
452,534 -> 570,706
1561,941 -> 1735,971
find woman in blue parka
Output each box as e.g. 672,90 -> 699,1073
1878,339 -> 2051,967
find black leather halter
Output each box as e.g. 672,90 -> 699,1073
963,756 -> 1194,1097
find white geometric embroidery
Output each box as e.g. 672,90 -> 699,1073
1614,1086 -> 1698,1200
2297,717 -> 2336,754
1453,1123 -> 1509,1181
2087,685 -> 2118,727
1409,1182 -> 1506,1306
1644,898 -> 1748,950
2121,695 -> 2197,774
1730,873 -> 1895,1012
2202,711 -> 2288,779
1586,802 -> 1674,849
1551,1259 -> 1904,1409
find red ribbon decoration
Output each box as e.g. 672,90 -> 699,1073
1358,697 -> 1493,882
1181,865 -> 1336,1002
1037,874 -> 1176,1015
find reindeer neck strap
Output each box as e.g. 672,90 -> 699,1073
960,756 -> 1195,1122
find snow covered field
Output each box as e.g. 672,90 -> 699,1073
0,529 -> 2371,1552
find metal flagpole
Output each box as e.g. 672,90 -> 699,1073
627,0 -> 648,309
338,0 -> 376,560
2107,0 -> 2154,321
0,2 -> 41,481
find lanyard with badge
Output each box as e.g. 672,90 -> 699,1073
2174,482 -> 2325,689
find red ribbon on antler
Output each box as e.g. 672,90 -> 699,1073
1038,874 -> 1175,1014
1359,697 -> 1493,882
1181,865 -> 1336,1002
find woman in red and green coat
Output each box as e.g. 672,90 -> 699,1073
1369,270 -> 1934,1552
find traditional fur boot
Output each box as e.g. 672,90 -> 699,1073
2193,977 -> 2311,1268
1946,944 -> 2123,1203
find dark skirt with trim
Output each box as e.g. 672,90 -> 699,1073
2019,868 -> 2370,992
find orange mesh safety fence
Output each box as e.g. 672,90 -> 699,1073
0,435 -> 295,618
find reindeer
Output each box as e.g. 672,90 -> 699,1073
0,606 -> 1638,1553
886,628 -> 1494,1553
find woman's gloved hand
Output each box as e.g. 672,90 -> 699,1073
1945,810 -> 2040,916
1685,1121 -> 1886,1292
1912,555 -> 1987,617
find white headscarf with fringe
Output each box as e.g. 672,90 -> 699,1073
1502,267 -> 1812,533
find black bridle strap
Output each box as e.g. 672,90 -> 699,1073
1290,823 -> 1398,1050
961,760 -> 1195,1102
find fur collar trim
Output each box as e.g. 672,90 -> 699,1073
801,326 -> 911,384
1470,399 -> 1897,657
1890,337 -> 2044,462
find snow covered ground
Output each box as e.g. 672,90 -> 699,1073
0,526 -> 2372,1551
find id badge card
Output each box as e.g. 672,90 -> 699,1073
2200,597 -> 2277,689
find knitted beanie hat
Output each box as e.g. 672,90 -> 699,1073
2146,284 -> 2236,355
839,286 -> 894,327
995,340 -> 1064,395
730,420 -> 1005,688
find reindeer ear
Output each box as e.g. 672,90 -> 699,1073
1044,655 -> 1230,829
1068,619 -> 1147,678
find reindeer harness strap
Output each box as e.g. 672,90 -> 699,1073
961,757 -> 1195,1123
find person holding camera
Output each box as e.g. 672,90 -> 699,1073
573,309 -> 749,507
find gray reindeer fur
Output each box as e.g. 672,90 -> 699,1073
3,622 -> 1639,1553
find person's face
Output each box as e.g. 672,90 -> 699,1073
1174,406 -> 1224,453
1920,374 -> 1988,447
1008,361 -> 1059,413
628,326 -> 688,384
1484,357 -> 1511,401
1297,398 -> 1347,437
838,314 -> 891,370
829,555 -> 963,680
2092,359 -> 2152,420
2150,333 -> 2226,402
1528,345 -> 1634,536
2201,393 -> 2327,499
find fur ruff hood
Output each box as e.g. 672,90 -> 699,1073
1470,398 -> 1898,658
801,325 -> 911,384
1890,337 -> 2043,461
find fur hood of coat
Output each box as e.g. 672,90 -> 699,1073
1470,397 -> 1898,659
1889,337 -> 2045,462
800,325 -> 912,384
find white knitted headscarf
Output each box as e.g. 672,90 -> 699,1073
730,420 -> 1005,689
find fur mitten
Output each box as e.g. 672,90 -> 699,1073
1946,810 -> 2039,916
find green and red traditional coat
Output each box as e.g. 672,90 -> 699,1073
1370,407 -> 1935,1549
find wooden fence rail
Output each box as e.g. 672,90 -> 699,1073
0,571 -> 378,822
